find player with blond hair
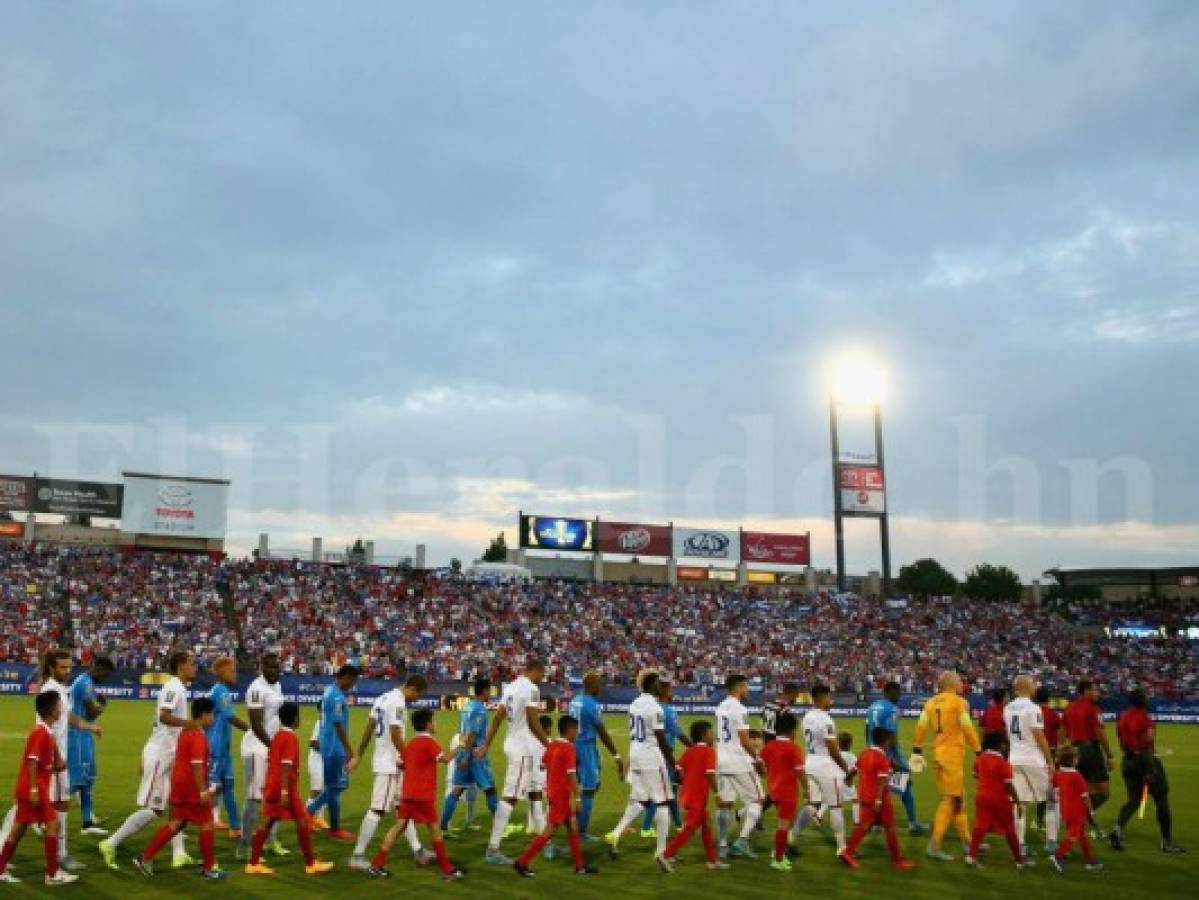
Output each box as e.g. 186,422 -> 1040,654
912,670 -> 980,861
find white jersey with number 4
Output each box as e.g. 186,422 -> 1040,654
715,696 -> 753,774
1005,697 -> 1047,767
627,693 -> 665,766
802,708 -> 839,777
370,689 -> 407,774
502,676 -> 542,756
146,676 -> 188,757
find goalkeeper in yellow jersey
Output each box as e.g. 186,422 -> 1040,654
911,671 -> 981,861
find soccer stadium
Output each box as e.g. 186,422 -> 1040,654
1,3 -> 1197,899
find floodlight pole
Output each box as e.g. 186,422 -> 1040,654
874,403 -> 892,596
829,400 -> 846,592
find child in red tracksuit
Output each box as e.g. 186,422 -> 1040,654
370,708 -> 462,880
839,728 -> 916,870
514,715 -> 596,877
245,702 -> 334,876
0,691 -> 73,886
133,697 -> 223,879
966,730 -> 1025,868
1051,745 -> 1101,872
658,721 -> 726,870
760,712 -> 805,869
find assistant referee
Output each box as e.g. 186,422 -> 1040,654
1109,689 -> 1185,854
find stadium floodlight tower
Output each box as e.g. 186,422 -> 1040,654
827,350 -> 891,596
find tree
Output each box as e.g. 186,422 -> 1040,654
963,563 -> 1023,603
450,557 -> 463,575
896,558 -> 957,598
481,532 -> 508,563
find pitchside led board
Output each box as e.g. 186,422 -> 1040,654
519,514 -> 595,552
120,472 -> 230,539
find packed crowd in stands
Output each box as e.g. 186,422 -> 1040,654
0,543 -> 1196,698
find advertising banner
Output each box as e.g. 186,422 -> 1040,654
121,473 -> 230,539
0,475 -> 32,512
519,514 -> 595,551
596,521 -> 671,557
747,571 -> 778,584
0,522 -> 23,539
741,530 -> 811,565
708,568 -> 737,582
676,566 -> 709,580
673,526 -> 740,561
834,405 -> 879,465
839,466 -> 886,514
32,478 -> 123,517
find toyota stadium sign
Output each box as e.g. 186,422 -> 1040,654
596,521 -> 671,557
672,526 -> 740,562
121,472 -> 230,539
741,530 -> 811,565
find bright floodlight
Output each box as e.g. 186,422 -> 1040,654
828,350 -> 887,406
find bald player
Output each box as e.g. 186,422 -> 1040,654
1005,675 -> 1058,858
567,671 -> 624,839
912,671 -> 980,861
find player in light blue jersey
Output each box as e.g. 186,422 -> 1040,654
641,679 -> 689,835
865,681 -> 928,835
441,678 -> 499,833
206,656 -> 249,835
567,671 -> 624,838
68,657 -> 113,834
306,665 -> 360,838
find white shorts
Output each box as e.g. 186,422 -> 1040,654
370,773 -> 402,811
50,769 -> 70,804
806,773 -> 843,807
501,755 -> 536,800
242,745 -> 268,802
137,748 -> 173,810
1013,764 -> 1050,803
716,772 -> 764,805
629,760 -> 675,805
308,749 -> 324,793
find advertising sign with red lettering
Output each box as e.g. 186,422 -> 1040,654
740,531 -> 811,565
596,521 -> 671,557
839,465 -> 886,514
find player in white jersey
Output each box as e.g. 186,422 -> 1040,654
712,674 -> 766,858
481,659 -> 550,865
0,649 -> 102,873
792,684 -> 854,853
603,671 -> 678,862
349,674 -> 432,869
833,732 -> 860,826
235,653 -> 289,859
307,715 -> 326,826
99,651 -> 196,870
1005,674 -> 1058,856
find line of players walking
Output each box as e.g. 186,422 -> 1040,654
0,648 -> 1185,885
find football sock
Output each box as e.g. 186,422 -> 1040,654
954,810 -> 971,845
774,828 -> 788,861
327,792 -> 342,831
1015,805 -> 1028,847
578,794 -> 594,833
57,811 -> 67,860
170,831 -> 186,857
433,839 -> 453,876
354,810 -> 381,856
829,807 -> 846,850
0,806 -> 14,846
404,822 -> 422,854
44,834 -> 58,878
109,807 -> 156,848
655,806 -> 671,855
199,829 -> 215,869
568,830 -> 584,866
932,799 -> 953,846
717,807 -> 731,846
249,826 -> 269,865
240,800 -> 259,849
297,822 -> 316,866
641,802 -> 655,831
611,800 -> 646,844
902,782 -> 918,823
485,790 -> 498,817
530,800 -> 546,833
222,782 -> 240,830
518,834 -> 549,868
740,801 -> 763,840
488,800 -> 513,850
440,793 -> 459,831
80,787 -> 95,825
142,824 -> 175,861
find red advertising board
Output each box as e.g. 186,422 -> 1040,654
838,466 -> 885,491
0,475 -> 32,512
596,521 -> 672,557
740,531 -> 811,565
0,521 -> 24,539
677,566 -> 709,580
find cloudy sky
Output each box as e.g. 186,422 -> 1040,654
3,2 -> 1198,579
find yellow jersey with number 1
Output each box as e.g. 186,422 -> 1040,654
914,691 -> 980,759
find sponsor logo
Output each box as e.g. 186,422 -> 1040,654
744,541 -> 774,561
618,527 -> 651,552
0,480 -> 24,500
158,484 -> 193,506
36,486 -> 52,502
682,531 -> 730,558
533,517 -> 589,550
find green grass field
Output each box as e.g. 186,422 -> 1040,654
0,696 -> 1191,897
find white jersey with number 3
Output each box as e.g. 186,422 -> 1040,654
715,696 -> 753,774
502,676 -> 541,755
802,708 -> 839,777
146,676 -> 189,757
1005,697 -> 1046,767
627,693 -> 665,766
370,689 -> 407,774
